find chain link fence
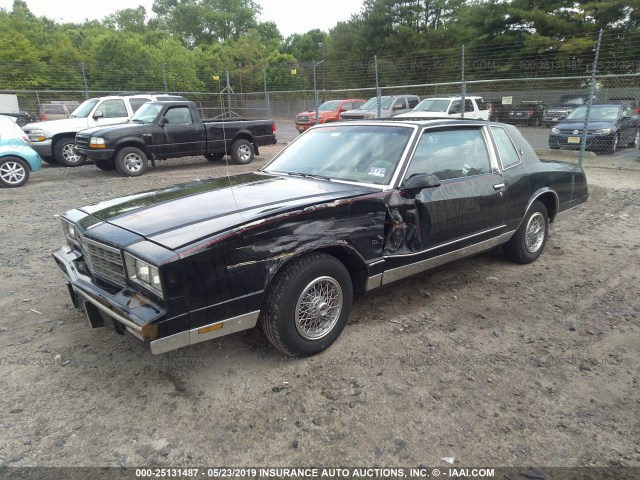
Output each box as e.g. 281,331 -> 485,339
2,30 -> 639,161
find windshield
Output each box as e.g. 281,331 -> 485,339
69,99 -> 99,118
361,97 -> 393,110
559,96 -> 586,106
566,105 -> 620,122
412,99 -> 451,112
318,100 -> 342,112
263,125 -> 413,185
130,103 -> 164,123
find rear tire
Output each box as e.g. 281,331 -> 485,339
503,201 -> 549,264
260,253 -> 353,357
0,156 -> 30,187
230,139 -> 254,165
115,147 -> 147,177
54,138 -> 85,167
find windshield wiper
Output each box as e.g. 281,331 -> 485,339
285,171 -> 333,182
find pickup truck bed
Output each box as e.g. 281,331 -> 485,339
75,101 -> 277,176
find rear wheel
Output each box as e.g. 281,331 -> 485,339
205,153 -> 225,162
115,147 -> 147,177
261,253 -> 353,357
605,133 -> 619,155
0,156 -> 30,187
503,201 -> 549,264
54,138 -> 85,167
230,139 -> 254,165
95,160 -> 116,171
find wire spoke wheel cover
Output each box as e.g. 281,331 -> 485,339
0,160 -> 26,186
524,212 -> 545,253
295,276 -> 343,340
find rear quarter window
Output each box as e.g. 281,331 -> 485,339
491,126 -> 522,169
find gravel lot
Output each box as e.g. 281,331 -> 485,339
0,144 -> 639,469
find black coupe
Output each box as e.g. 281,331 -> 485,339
54,120 -> 588,357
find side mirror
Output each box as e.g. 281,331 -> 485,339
339,107 -> 348,112
159,116 -> 169,126
402,174 -> 441,195
93,110 -> 104,119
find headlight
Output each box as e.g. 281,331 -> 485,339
124,252 -> 163,297
28,129 -> 46,142
591,128 -> 612,135
551,127 -> 560,134
61,218 -> 77,242
89,137 -> 106,148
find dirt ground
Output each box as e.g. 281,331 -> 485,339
0,144 -> 639,469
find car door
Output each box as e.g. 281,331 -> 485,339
383,126 -> 506,273
619,105 -> 638,144
89,99 -> 130,127
158,106 -> 205,157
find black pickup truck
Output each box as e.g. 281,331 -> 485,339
74,101 -> 276,176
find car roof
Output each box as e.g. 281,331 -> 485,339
318,118 -> 498,128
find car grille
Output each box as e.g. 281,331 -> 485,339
296,115 -> 311,124
82,238 -> 126,286
75,134 -> 89,147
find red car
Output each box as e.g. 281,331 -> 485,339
295,99 -> 365,133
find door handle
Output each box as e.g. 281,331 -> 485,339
493,183 -> 505,190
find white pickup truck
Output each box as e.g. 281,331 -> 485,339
394,96 -> 490,120
23,93 -> 183,166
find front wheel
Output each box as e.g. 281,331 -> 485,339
260,253 -> 353,357
0,156 -> 30,187
503,201 -> 549,264
115,147 -> 148,177
54,138 -> 85,167
230,139 -> 254,165
605,133 -> 619,155
629,129 -> 639,148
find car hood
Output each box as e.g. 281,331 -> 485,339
79,172 -> 378,250
298,110 -> 330,116
556,120 -> 617,130
23,117 -> 90,133
78,122 -> 148,138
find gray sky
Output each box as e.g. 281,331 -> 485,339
0,0 -> 363,37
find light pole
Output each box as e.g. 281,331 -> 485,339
317,42 -> 326,96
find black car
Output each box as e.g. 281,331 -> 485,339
54,120 -> 588,357
548,104 -> 640,154
542,95 -> 591,126
506,102 -> 545,126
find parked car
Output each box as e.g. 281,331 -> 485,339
548,103 -> 640,154
295,99 -> 365,133
506,101 -> 545,126
542,95 -> 591,125
74,100 -> 276,176
486,100 -> 511,123
38,101 -> 81,121
54,119 -> 588,357
23,94 -> 184,166
0,115 -> 41,188
394,96 -> 490,120
0,93 -> 33,126
339,95 -> 419,120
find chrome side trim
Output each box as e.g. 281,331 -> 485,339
149,310 -> 261,355
150,331 -> 190,355
74,287 -> 142,333
517,189 -> 560,228
381,230 -> 515,285
366,273 -> 383,291
384,225 -> 506,258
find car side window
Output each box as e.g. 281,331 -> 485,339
164,106 -> 193,125
491,126 -> 521,169
342,102 -> 352,110
465,100 -> 474,112
408,97 -> 420,108
395,98 -> 407,109
99,99 -> 128,118
476,100 -> 488,110
404,128 -> 492,182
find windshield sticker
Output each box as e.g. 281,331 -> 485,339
368,167 -> 387,177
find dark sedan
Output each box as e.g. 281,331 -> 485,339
506,102 -> 545,126
549,104 -> 640,154
53,120 -> 588,358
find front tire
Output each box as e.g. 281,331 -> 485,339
115,147 -> 147,177
629,129 -> 639,148
230,139 -> 254,165
54,138 -> 85,167
503,201 -> 549,264
0,156 -> 30,187
261,253 -> 353,357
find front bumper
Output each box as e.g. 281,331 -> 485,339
74,146 -> 116,161
53,246 -> 165,345
549,133 -> 615,151
30,139 -> 53,157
